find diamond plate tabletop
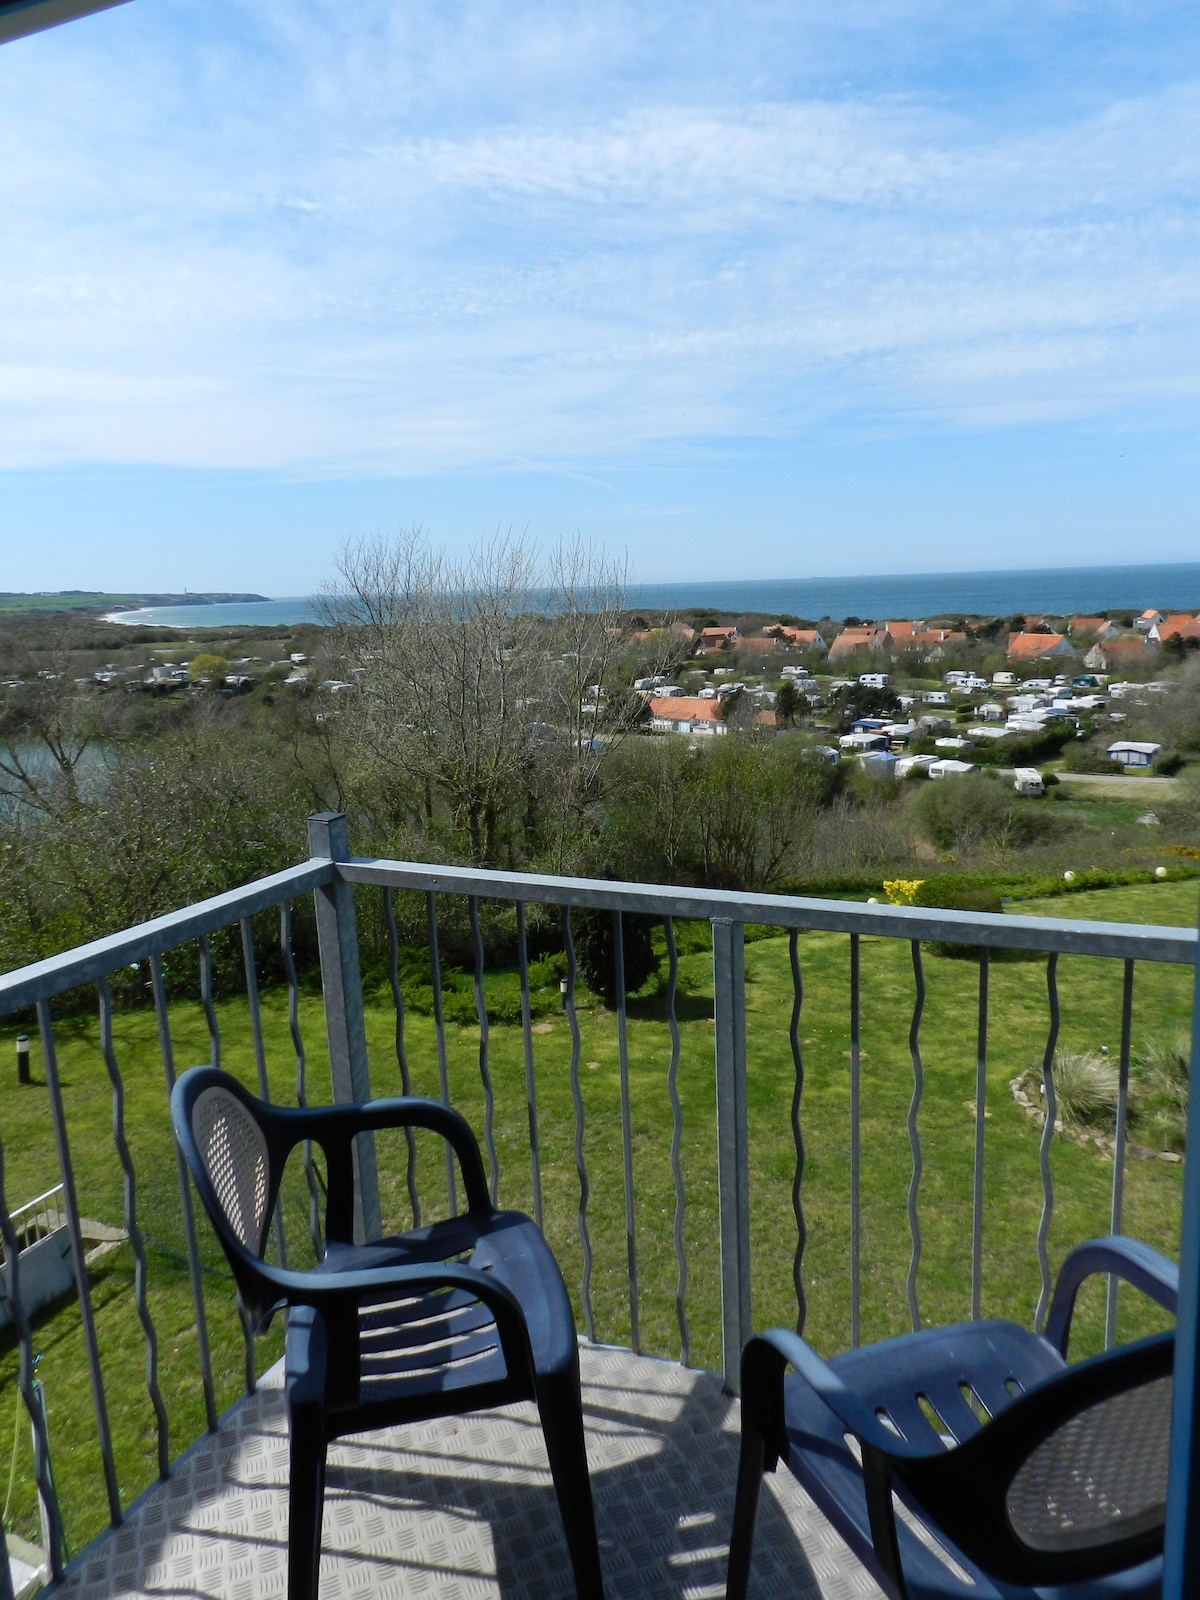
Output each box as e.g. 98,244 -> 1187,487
57,1344 -> 881,1600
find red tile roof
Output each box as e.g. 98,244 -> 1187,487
647,696 -> 722,722
1007,631 -> 1073,659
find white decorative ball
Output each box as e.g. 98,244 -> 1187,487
1156,865 -> 1168,878
867,896 -> 879,905
1063,870 -> 1075,882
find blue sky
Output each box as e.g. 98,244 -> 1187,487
2,0 -> 1199,593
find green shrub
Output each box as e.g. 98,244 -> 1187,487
911,875 -> 1004,959
570,906 -> 659,1006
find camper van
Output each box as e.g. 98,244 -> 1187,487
1013,768 -> 1044,797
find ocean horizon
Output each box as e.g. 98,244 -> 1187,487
104,559 -> 1200,630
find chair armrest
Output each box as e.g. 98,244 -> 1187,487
742,1329 -> 926,1599
741,1329 -> 926,1463
1045,1236 -> 1178,1354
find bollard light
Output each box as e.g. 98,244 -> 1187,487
16,1032 -> 31,1085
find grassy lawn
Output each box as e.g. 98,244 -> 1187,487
1,878 -> 1194,1556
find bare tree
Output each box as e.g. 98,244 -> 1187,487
322,529 -> 673,869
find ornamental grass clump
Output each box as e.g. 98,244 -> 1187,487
1131,1030 -> 1192,1153
1047,1050 -> 1122,1131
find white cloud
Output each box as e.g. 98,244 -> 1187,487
1,0 -> 1198,475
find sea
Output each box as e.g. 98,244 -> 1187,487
103,560 -> 1200,629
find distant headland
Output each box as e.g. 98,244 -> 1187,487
0,591 -> 270,618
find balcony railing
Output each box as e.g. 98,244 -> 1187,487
0,811 -> 1197,1597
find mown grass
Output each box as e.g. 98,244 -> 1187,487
1,878 -> 1195,1556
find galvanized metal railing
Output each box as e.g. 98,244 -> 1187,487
0,811 -> 1196,1595
0,1186 -> 65,1258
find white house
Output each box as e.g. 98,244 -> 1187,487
1107,741 -> 1163,768
647,696 -> 728,736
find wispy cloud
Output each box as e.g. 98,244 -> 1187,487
1,0 -> 1198,475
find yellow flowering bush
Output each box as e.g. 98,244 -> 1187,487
883,878 -> 923,905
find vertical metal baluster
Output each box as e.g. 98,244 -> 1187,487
470,897 -> 499,1204
849,933 -> 862,1350
427,892 -> 457,1216
384,888 -> 421,1229
281,904 -> 324,1261
0,1137 -> 67,1579
1106,959 -> 1135,1349
665,917 -> 690,1366
241,917 -> 287,1268
516,903 -> 543,1231
789,928 -> 807,1336
199,934 -> 220,1069
565,909 -> 596,1340
1035,952 -> 1061,1332
713,917 -> 751,1392
99,977 -> 169,1480
151,954 -> 218,1432
614,912 -> 641,1354
906,941 -> 926,1334
37,998 -> 122,1527
972,949 -> 990,1323
0,1501 -> 10,1600
204,926 -> 255,1395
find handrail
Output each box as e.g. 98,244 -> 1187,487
338,857 -> 1198,964
0,860 -> 333,1015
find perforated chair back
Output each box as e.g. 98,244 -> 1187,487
191,1083 -> 273,1258
1005,1372 -> 1172,1555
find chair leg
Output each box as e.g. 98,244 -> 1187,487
535,1367 -> 605,1600
726,1419 -> 767,1600
287,1414 -> 328,1600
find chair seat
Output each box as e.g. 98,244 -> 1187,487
289,1209 -> 579,1430
779,1320 -> 1162,1600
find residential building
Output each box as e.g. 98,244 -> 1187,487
697,626 -> 741,653
647,695 -> 728,735
1084,635 -> 1160,672
828,625 -> 888,659
1149,614 -> 1200,644
1006,631 -> 1075,662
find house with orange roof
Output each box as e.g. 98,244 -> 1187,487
1149,614 -> 1200,644
1084,635 -> 1159,671
882,620 -> 922,645
1135,610 -> 1166,633
696,626 -> 740,653
770,626 -> 828,651
828,625 -> 888,659
909,628 -> 966,659
1007,631 -> 1075,661
632,621 -> 696,646
1068,616 -> 1119,641
735,635 -> 782,655
647,695 -> 728,735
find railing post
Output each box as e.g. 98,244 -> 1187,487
713,916 -> 751,1394
307,812 -> 380,1242
0,1499 -> 12,1600
1163,910 -> 1200,1599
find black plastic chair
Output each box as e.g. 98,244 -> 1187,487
728,1236 -> 1178,1600
172,1066 -> 603,1600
